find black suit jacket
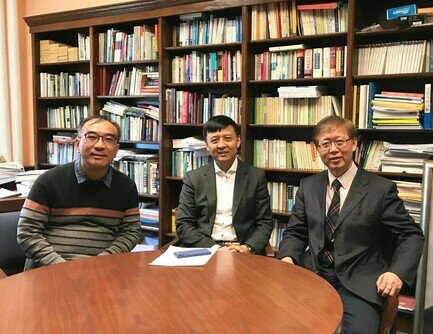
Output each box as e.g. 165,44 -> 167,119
176,160 -> 273,254
276,167 -> 424,306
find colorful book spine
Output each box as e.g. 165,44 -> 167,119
424,83 -> 432,129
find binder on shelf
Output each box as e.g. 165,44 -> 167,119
424,83 -> 432,129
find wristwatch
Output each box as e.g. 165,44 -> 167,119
245,244 -> 256,254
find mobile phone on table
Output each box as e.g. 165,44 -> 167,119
173,249 -> 211,258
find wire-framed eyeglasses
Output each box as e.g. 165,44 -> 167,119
81,132 -> 118,146
317,138 -> 353,150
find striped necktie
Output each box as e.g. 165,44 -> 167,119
322,179 -> 342,264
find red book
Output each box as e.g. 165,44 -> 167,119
398,295 -> 415,312
329,46 -> 337,77
297,2 -> 340,10
381,91 -> 424,99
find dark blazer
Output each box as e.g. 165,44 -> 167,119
176,159 -> 273,254
276,167 -> 424,306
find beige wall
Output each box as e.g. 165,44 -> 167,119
19,0 -> 135,166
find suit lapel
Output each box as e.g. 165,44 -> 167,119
317,172 -> 327,227
232,160 -> 248,218
336,168 -> 369,230
203,164 -> 217,224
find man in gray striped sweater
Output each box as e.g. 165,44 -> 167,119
17,115 -> 141,270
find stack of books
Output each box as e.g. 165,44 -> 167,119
371,90 -> 424,129
380,143 -> 433,174
394,180 -> 421,224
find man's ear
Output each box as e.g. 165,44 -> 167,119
75,137 -> 81,153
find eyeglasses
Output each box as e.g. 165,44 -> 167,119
81,132 -> 118,146
317,138 -> 353,150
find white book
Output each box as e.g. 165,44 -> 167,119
269,44 -> 305,52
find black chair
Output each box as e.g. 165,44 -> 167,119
0,211 -> 26,276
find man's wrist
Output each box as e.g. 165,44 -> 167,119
244,244 -> 256,254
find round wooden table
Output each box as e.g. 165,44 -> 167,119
0,251 -> 342,333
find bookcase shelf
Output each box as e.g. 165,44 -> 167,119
165,42 -> 241,53
97,60 -> 158,66
96,95 -> 159,99
38,96 -> 90,101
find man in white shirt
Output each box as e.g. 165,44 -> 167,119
176,115 -> 273,254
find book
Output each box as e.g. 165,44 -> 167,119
297,2 -> 341,10
269,44 -> 305,52
386,4 -> 417,20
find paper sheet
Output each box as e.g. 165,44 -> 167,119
149,245 -> 220,266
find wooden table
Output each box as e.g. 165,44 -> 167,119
0,251 -> 342,333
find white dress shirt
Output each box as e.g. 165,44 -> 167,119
211,158 -> 238,241
326,161 -> 358,213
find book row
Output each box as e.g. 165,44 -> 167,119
354,84 -> 431,129
357,40 -> 431,75
105,67 -> 159,97
118,158 -> 159,195
297,2 -> 348,36
101,109 -> 159,142
165,89 -> 241,124
171,151 -> 212,178
174,15 -> 242,46
39,34 -> 89,63
46,105 -> 91,129
39,72 -> 90,97
171,50 -> 242,83
269,218 -> 288,251
254,95 -> 342,125
268,182 -> 299,213
253,139 -> 325,171
254,46 -> 346,80
251,1 -> 348,40
47,141 -> 77,165
98,25 -> 158,63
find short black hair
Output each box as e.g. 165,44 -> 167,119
203,115 -> 239,140
78,114 -> 122,139
312,115 -> 357,145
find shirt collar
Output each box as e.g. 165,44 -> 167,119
327,161 -> 358,190
214,158 -> 238,176
74,159 -> 113,188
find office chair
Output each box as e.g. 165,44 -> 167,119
0,211 -> 27,276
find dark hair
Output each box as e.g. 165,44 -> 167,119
312,115 -> 357,145
77,114 -> 122,139
203,115 -> 239,139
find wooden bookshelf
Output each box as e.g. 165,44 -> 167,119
25,1 -> 433,331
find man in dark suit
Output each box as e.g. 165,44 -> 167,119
176,115 -> 273,254
277,116 -> 424,333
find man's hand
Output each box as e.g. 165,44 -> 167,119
217,242 -> 250,253
281,256 -> 294,264
376,272 -> 403,297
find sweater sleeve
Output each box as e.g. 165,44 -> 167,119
17,178 -> 66,267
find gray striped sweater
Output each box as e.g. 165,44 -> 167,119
17,162 -> 141,270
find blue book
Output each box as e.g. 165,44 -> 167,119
367,82 -> 381,129
386,4 -> 417,20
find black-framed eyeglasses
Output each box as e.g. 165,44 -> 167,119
81,132 -> 118,146
317,138 -> 353,150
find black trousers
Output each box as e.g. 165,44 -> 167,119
335,282 -> 381,334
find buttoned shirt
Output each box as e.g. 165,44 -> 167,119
211,158 -> 238,241
74,159 -> 113,187
326,161 -> 358,213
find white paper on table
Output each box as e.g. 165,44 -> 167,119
149,245 -> 220,266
